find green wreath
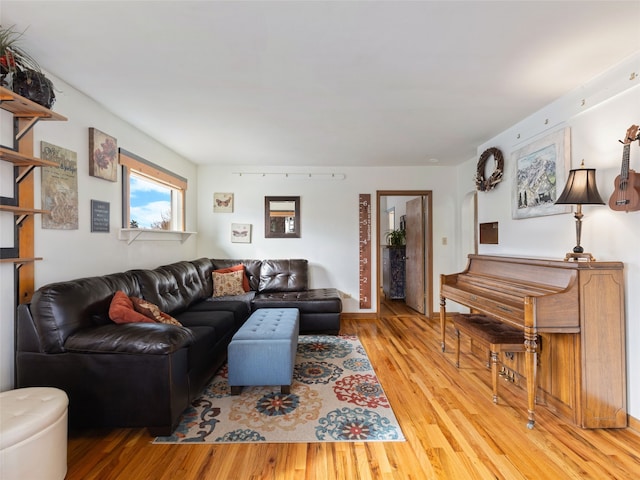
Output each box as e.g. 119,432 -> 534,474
475,147 -> 504,191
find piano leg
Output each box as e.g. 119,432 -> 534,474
439,296 -> 447,352
491,351 -> 499,404
524,328 -> 538,429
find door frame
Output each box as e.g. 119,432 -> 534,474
376,190 -> 433,317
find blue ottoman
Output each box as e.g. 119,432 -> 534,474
228,308 -> 299,395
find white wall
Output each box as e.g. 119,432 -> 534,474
0,74 -> 199,390
195,166 -> 459,314
460,53 -> 640,418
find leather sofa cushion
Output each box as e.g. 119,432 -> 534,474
64,323 -> 193,355
132,267 -> 188,315
258,259 -> 308,293
160,261 -> 207,307
174,310 -> 238,333
252,288 -> 341,313
188,295 -> 253,325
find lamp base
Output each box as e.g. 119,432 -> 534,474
564,252 -> 595,262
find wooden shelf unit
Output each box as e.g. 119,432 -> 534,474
0,87 -> 67,303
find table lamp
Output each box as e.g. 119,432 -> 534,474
554,161 -> 604,261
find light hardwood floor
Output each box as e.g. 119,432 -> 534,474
67,301 -> 640,479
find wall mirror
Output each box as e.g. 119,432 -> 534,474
265,196 -> 300,238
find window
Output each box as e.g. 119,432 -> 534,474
386,207 -> 395,232
119,149 -> 187,231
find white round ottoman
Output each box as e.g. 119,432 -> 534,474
0,387 -> 68,480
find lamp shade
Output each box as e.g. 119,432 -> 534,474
555,168 -> 604,205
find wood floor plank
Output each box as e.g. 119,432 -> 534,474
66,302 -> 640,479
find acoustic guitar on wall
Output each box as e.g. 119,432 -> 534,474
609,124 -> 640,212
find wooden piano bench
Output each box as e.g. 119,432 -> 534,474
452,313 -> 526,404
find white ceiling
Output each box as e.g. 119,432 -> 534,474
2,1 -> 639,167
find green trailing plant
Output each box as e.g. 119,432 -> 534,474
385,228 -> 406,246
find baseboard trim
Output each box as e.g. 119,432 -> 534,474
628,414 -> 640,433
341,312 -> 377,320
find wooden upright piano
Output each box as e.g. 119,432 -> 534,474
440,254 -> 627,429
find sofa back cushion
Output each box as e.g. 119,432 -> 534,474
29,272 -> 139,353
131,267 -> 187,315
160,260 -> 207,307
259,259 -> 308,292
190,258 -> 214,296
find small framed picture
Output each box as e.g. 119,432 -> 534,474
214,192 -> 234,212
90,200 -> 110,233
89,128 -> 118,182
231,223 -> 251,243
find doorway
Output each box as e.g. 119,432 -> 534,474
377,190 -> 433,317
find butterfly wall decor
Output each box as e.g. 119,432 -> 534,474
231,223 -> 251,243
213,192 -> 234,212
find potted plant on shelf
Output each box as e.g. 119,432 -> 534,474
385,228 -> 406,247
0,24 -> 55,108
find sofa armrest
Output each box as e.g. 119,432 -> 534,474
64,323 -> 194,355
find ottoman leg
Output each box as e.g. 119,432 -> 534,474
281,385 -> 291,395
230,386 -> 243,395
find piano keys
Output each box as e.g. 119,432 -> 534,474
439,254 -> 627,429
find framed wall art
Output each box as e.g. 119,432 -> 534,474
91,200 -> 110,233
511,127 -> 572,219
231,223 -> 251,243
213,192 -> 234,213
89,128 -> 118,182
41,141 -> 79,230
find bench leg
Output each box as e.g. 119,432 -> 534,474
455,329 -> 461,368
230,386 -> 243,395
491,351 -> 499,404
281,385 -> 291,395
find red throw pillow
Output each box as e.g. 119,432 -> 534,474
109,291 -> 155,324
131,297 -> 182,326
213,264 -> 250,292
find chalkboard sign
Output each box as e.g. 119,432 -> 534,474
91,200 -> 110,233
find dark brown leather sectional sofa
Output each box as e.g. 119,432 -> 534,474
15,258 -> 341,435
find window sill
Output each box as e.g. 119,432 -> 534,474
118,228 -> 196,245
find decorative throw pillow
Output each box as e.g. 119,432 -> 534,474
109,291 -> 155,324
213,264 -> 250,292
131,297 -> 183,327
212,270 -> 246,297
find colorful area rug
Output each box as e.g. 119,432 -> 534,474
154,335 -> 405,443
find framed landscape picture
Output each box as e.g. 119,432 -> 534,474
511,127 -> 571,219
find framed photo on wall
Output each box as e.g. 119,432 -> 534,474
231,223 -> 251,243
213,192 -> 234,213
89,128 -> 118,182
511,127 -> 572,219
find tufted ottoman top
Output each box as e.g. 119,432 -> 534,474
0,387 -> 68,450
233,308 -> 299,340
